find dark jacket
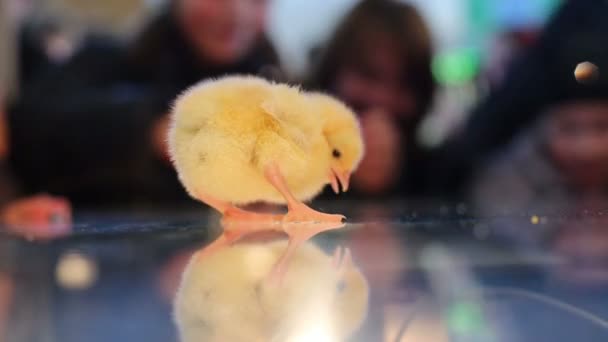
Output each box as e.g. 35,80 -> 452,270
8,10 -> 280,208
0,161 -> 18,207
435,0 -> 608,197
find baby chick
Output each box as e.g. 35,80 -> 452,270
168,75 -> 364,236
173,239 -> 369,342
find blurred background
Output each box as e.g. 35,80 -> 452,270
0,0 -> 574,216
1,0 -> 562,137
5,0 -> 608,273
2,1 -> 608,341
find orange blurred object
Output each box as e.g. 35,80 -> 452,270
1,194 -> 72,240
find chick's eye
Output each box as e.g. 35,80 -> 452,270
332,149 -> 341,158
337,280 -> 347,293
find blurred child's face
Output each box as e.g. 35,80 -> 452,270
546,102 -> 608,190
332,38 -> 415,122
177,0 -> 268,65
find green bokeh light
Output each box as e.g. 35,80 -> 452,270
446,301 -> 489,336
432,49 -> 481,86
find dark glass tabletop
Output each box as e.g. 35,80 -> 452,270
1,201 -> 607,342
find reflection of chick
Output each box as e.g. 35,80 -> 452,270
169,76 -> 363,232
174,241 -> 369,342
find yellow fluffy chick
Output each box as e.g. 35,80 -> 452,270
168,75 -> 364,226
173,240 -> 369,342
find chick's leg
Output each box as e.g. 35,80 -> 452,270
193,192 -> 282,260
264,163 -> 345,223
263,164 -> 346,285
194,191 -> 282,223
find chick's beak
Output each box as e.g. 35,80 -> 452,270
329,167 -> 351,193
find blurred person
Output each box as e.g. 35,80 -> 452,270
0,0 -> 17,101
0,97 -> 7,160
0,95 -> 17,212
308,0 -> 436,198
437,0 -> 608,197
18,19 -> 76,86
472,94 -> 608,219
8,0 -> 280,207
0,95 -> 71,236
2,0 -> 69,98
480,29 -> 539,92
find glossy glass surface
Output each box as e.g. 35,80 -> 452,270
1,202 -> 607,342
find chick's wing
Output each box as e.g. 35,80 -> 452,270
260,96 -> 322,152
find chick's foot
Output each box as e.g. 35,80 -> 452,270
283,203 -> 345,223
221,207 -> 283,224
264,163 -> 345,223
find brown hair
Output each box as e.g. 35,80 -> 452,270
309,0 -> 435,124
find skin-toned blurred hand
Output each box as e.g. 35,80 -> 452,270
0,194 -> 72,239
351,109 -> 403,195
152,114 -> 171,163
